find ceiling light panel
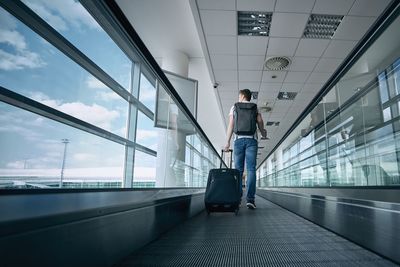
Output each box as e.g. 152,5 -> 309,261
238,11 -> 272,36
277,91 -> 297,100
303,14 -> 344,39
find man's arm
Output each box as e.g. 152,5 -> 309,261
224,114 -> 234,151
257,113 -> 267,138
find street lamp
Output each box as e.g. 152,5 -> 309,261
60,139 -> 70,188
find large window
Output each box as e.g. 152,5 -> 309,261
0,0 -> 220,189
258,11 -> 400,188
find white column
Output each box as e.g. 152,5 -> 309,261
155,50 -> 189,187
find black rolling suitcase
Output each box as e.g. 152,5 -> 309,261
205,149 -> 241,215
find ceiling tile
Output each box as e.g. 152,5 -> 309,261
219,91 -> 236,98
312,0 -> 355,15
214,70 -> 238,81
275,0 -> 315,13
266,37 -> 299,56
281,82 -> 304,92
259,82 -> 283,92
295,92 -> 315,101
348,0 -> 391,17
272,105 -> 290,113
200,10 -> 236,36
238,55 -> 265,70
258,94 -> 278,104
239,70 -> 263,82
238,36 -> 268,55
302,82 -> 323,92
211,54 -> 237,70
306,72 -> 332,83
284,71 -> 310,83
239,82 -> 261,91
207,35 -> 237,54
269,112 -> 287,118
262,71 -> 287,82
322,40 -> 357,58
333,16 -> 376,40
218,82 -> 238,91
270,13 -> 309,38
295,39 -> 330,57
289,57 -> 319,71
237,0 -> 276,11
197,0 -> 236,10
315,58 -> 343,73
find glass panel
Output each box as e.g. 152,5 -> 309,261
0,102 -> 124,189
258,13 -> 400,188
133,151 -> 156,188
139,73 -> 156,112
378,72 -> 390,103
0,8 -> 128,136
21,0 -> 132,89
136,111 -> 158,151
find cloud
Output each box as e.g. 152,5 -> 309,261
30,92 -> 120,130
0,124 -> 42,141
136,130 -> 157,141
30,91 -> 60,107
58,102 -> 120,130
140,88 -> 156,102
23,2 -> 68,32
23,0 -> 100,31
86,76 -> 107,90
97,91 -> 123,101
0,29 -> 26,50
73,153 -> 96,161
0,49 -> 46,70
85,76 -> 125,102
6,161 -> 25,169
0,11 -> 46,71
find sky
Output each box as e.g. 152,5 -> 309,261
0,1 -> 159,181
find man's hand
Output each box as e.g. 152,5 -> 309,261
261,129 -> 267,138
223,143 -> 231,152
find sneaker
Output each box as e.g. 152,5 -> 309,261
246,200 -> 256,210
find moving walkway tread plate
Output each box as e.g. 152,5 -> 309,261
116,197 -> 397,267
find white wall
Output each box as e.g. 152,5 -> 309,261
188,58 -> 226,152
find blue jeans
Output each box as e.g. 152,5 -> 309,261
234,138 -> 257,202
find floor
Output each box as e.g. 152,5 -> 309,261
116,196 -> 397,266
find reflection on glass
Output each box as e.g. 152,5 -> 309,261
0,8 -> 128,137
21,0 -> 132,89
0,102 -> 124,189
136,111 -> 158,151
153,84 -> 216,187
258,14 -> 400,188
165,71 -> 197,118
139,73 -> 156,112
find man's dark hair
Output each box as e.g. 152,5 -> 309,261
239,89 -> 252,101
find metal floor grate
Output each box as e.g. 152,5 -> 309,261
115,197 -> 397,267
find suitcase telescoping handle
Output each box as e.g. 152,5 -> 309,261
220,149 -> 233,169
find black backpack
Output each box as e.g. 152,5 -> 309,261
233,102 -> 258,135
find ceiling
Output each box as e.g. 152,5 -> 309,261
192,0 -> 392,160
116,0 -> 204,59
116,0 -> 393,162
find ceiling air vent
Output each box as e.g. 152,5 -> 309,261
238,11 -> 272,36
277,92 -> 297,100
303,14 -> 344,39
264,56 -> 291,71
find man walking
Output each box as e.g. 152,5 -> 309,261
224,89 -> 267,209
